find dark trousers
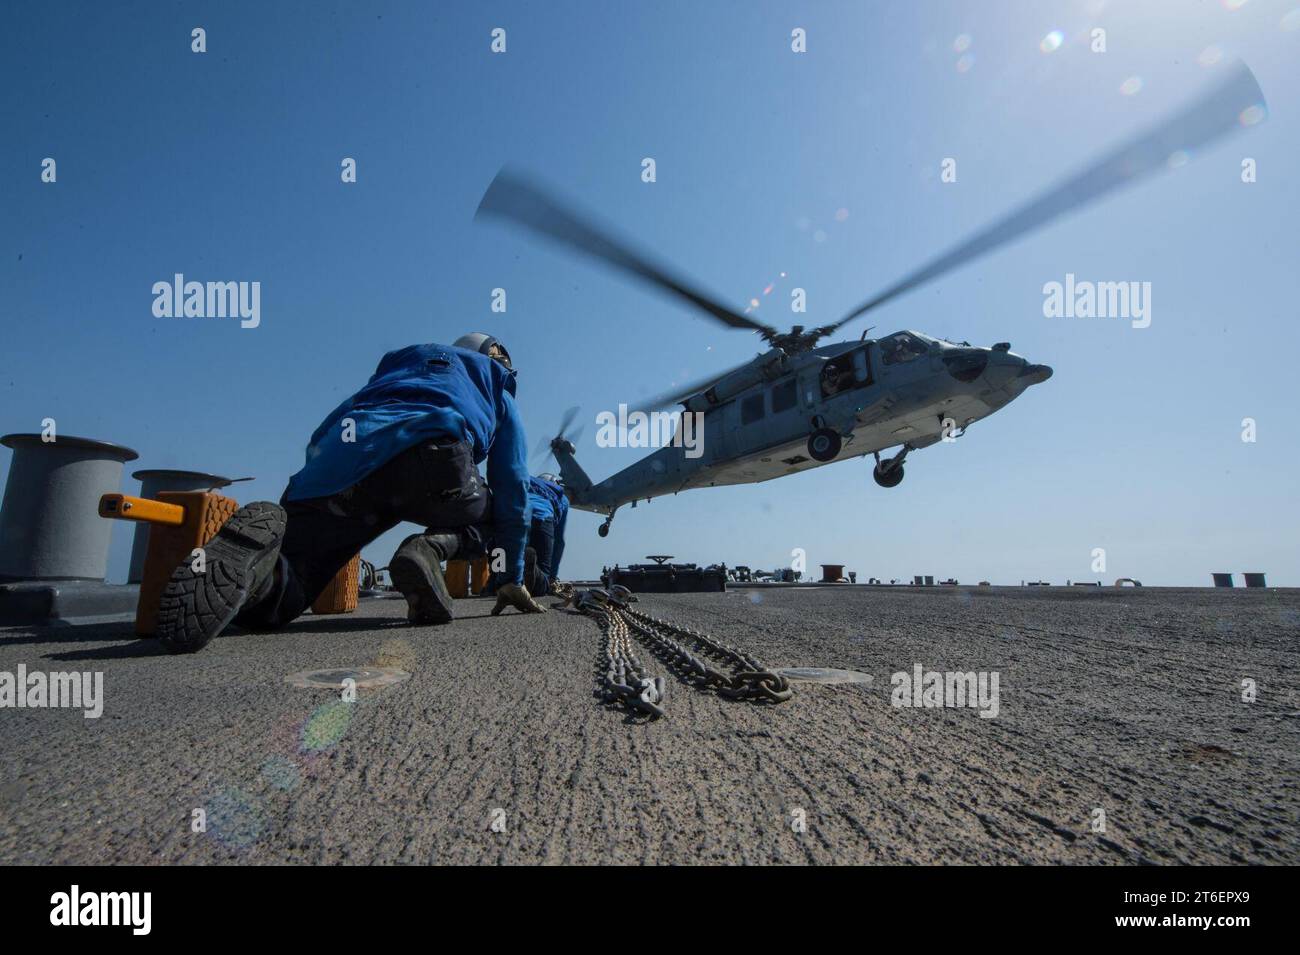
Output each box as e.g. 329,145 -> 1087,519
528,517 -> 557,594
238,438 -> 489,628
487,516 -> 554,596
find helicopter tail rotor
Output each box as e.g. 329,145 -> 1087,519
532,406 -> 585,467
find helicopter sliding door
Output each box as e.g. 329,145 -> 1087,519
797,366 -> 821,413
710,377 -> 798,466
727,388 -> 770,461
707,395 -> 740,462
809,344 -> 883,435
766,374 -> 804,444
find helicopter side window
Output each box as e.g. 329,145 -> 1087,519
771,378 -> 797,413
741,392 -> 765,425
880,333 -> 928,366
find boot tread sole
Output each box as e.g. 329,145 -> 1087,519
389,550 -> 454,625
156,502 -> 287,654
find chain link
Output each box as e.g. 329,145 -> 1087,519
552,583 -> 793,717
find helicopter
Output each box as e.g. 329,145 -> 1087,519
477,63 -> 1265,538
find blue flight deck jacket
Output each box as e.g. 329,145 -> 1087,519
527,475 -> 569,578
284,344 -> 531,584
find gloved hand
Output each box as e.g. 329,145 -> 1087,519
491,582 -> 548,616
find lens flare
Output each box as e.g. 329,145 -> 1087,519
956,53 -> 975,72
373,638 -> 416,671
1040,30 -> 1064,53
1238,104 -> 1266,126
1119,76 -> 1143,96
746,273 -> 787,314
1283,8 -> 1300,31
260,755 -> 300,791
302,701 -> 351,752
205,788 -> 267,850
952,34 -> 972,53
1197,44 -> 1223,67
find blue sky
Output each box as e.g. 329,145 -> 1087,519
3,0 -> 1297,586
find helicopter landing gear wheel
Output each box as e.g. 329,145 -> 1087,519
873,462 -> 905,488
598,522 -> 610,538
872,446 -> 910,488
807,428 -> 842,462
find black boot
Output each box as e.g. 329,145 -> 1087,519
389,532 -> 462,625
156,501 -> 287,654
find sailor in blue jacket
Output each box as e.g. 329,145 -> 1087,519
154,333 -> 546,654
524,474 -> 569,595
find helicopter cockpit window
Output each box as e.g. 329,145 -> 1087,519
880,333 -> 929,366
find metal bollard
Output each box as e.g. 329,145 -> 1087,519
0,433 -> 138,582
127,470 -> 236,583
820,563 -> 845,583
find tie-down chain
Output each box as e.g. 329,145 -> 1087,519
552,583 -> 793,718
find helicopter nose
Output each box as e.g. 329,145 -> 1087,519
978,349 -> 1022,387
1018,363 -> 1053,386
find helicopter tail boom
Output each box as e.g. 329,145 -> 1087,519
550,436 -> 594,501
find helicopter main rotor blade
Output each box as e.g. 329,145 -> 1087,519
833,61 -> 1266,331
476,170 -> 779,339
625,359 -> 754,415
